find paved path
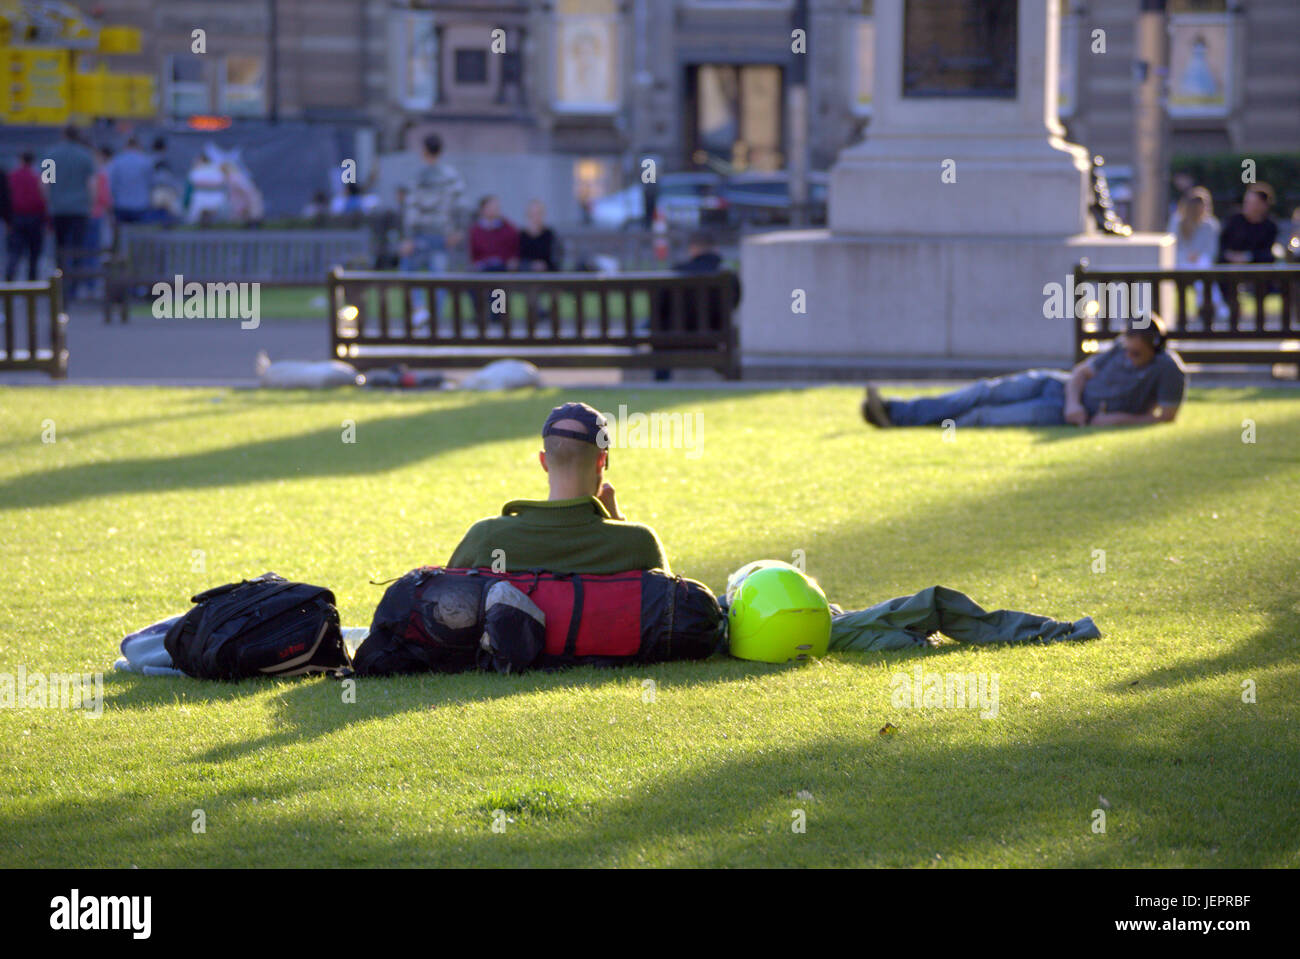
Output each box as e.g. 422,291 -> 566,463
2,304 -> 1294,391
0,306 -> 631,387
1,306 -> 326,386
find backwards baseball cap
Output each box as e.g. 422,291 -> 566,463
542,402 -> 611,452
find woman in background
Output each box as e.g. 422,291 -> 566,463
518,199 -> 560,271
467,195 -> 519,271
1168,186 -> 1221,316
186,153 -> 227,225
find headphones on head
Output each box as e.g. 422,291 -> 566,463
1128,314 -> 1166,352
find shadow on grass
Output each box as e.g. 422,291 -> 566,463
6,680 -> 1295,867
90,625 -> 1110,770
96,656 -> 793,764
0,390 -> 701,510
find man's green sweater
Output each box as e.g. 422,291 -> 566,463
447,497 -> 671,574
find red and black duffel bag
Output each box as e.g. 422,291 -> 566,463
352,567 -> 724,676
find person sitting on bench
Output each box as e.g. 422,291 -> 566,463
861,316 -> 1185,429
448,402 -> 671,574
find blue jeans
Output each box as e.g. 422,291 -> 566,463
400,232 -> 449,315
885,370 -> 1069,427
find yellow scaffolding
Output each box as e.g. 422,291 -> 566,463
1,0 -> 155,124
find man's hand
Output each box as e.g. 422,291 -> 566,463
1223,250 -> 1249,263
1064,403 -> 1089,426
597,482 -> 624,520
446,230 -> 463,249
1089,410 -> 1166,427
398,238 -> 414,257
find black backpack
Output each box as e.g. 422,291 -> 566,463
164,573 -> 350,680
352,567 -> 485,676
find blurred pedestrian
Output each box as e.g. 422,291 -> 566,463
45,126 -> 95,294
1168,186 -> 1222,315
107,136 -> 154,225
88,146 -> 113,288
186,152 -> 226,225
0,154 -> 11,248
400,133 -> 466,323
519,199 -> 559,271
5,152 -> 46,282
331,181 -> 380,220
468,195 -> 519,271
302,190 -> 329,224
1216,183 -> 1279,321
640,151 -> 662,231
149,136 -> 181,225
652,229 -> 741,381
1169,187 -> 1218,267
1218,183 -> 1278,265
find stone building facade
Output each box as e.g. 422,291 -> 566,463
72,0 -> 1300,213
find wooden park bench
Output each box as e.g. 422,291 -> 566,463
0,272 -> 69,378
327,268 -> 740,379
103,226 -> 374,323
1073,260 -> 1300,367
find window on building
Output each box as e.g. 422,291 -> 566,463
574,156 -> 615,215
851,0 -> 874,115
220,55 -> 265,117
689,64 -> 783,172
454,49 -> 488,85
554,0 -> 620,112
391,8 -> 436,109
1058,0 -> 1079,118
1168,0 -> 1232,117
902,0 -> 1017,98
166,55 -> 209,116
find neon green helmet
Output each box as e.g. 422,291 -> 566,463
725,559 -> 801,608
727,565 -> 831,664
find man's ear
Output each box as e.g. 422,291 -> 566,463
538,450 -> 548,473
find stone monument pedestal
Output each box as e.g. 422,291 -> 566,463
739,0 -> 1172,375
741,230 -> 1172,374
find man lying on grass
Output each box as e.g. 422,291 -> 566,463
448,401 -> 671,574
861,316 -> 1186,429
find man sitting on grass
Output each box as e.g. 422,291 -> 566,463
447,402 -> 671,574
861,316 -> 1185,429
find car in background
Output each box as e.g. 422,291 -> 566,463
590,172 -> 728,230
720,172 -> 829,226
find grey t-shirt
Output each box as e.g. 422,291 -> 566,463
1082,342 -> 1186,416
107,149 -> 155,212
44,141 -> 96,216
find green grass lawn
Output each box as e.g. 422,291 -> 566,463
1,385 -> 1297,867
